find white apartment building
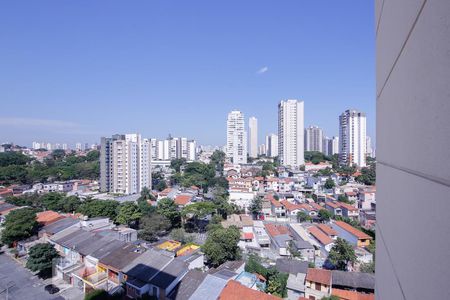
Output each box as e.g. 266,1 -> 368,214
150,137 -> 197,161
248,117 -> 258,158
366,136 -> 374,158
258,144 -> 266,156
331,136 -> 339,155
100,133 -> 151,195
226,110 -> 247,164
339,109 -> 367,167
278,99 -> 304,167
265,134 -> 278,158
305,125 -> 323,152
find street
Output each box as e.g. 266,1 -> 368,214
0,254 -> 60,300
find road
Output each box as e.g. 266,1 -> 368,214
0,254 -> 60,300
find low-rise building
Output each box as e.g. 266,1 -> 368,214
331,221 -> 372,247
305,268 -> 332,300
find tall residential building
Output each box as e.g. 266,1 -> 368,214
278,99 -> 304,167
265,134 -> 279,158
331,136 -> 339,155
248,117 -> 258,158
62,143 -> 68,151
150,137 -> 197,161
75,143 -> 82,152
258,144 -> 266,156
305,125 -> 323,152
339,109 -> 367,167
366,136 -> 373,158
322,136 -> 331,156
100,133 -> 151,194
226,110 -> 247,164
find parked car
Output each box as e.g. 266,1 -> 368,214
44,284 -> 59,294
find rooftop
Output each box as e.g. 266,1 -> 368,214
333,221 -> 372,240
306,268 -> 332,285
307,226 -> 333,245
217,280 -> 280,300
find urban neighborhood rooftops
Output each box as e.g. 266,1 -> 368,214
333,221 -> 372,240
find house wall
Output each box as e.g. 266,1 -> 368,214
330,224 -> 359,246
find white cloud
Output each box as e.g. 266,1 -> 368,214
0,117 -> 79,129
256,66 -> 269,75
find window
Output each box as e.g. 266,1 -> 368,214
315,282 -> 321,291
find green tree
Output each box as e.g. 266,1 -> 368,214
85,150 -> 100,162
288,241 -> 302,259
318,209 -> 332,222
77,199 -> 119,220
26,243 -> 60,278
61,195 -> 82,213
170,228 -> 194,244
328,238 -> 357,271
322,296 -> 340,300
356,166 -> 376,185
155,180 -> 167,192
157,198 -> 181,228
138,213 -> 171,242
1,208 -> 38,246
360,261 -> 375,273
297,211 -> 311,223
202,226 -> 241,267
84,289 -> 110,300
182,202 -> 216,232
210,150 -> 226,172
41,192 -> 64,211
324,178 -> 335,189
170,158 -> 187,173
115,202 -> 142,226
338,194 -> 350,203
249,196 -> 262,217
0,151 -> 31,167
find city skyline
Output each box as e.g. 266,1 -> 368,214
0,1 -> 375,146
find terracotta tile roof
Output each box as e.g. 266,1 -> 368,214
36,211 -> 65,225
270,198 -> 283,208
264,224 -> 289,237
334,221 -> 372,240
345,191 -> 357,196
218,280 -> 280,300
326,201 -> 340,209
338,202 -> 358,211
306,268 -> 331,285
175,194 -> 192,206
307,226 -> 333,245
332,288 -> 375,300
309,202 -> 323,211
317,224 -> 338,236
280,200 -> 302,212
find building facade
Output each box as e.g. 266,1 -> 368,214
248,117 -> 258,158
226,110 -> 247,164
100,133 -> 151,194
265,134 -> 279,158
339,109 -> 367,167
278,100 -> 304,167
305,125 -> 323,152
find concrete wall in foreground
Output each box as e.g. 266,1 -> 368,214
376,0 -> 450,299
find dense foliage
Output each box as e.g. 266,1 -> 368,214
245,255 -> 288,297
202,225 -> 241,267
0,150 -> 99,184
1,207 -> 39,245
26,243 -> 60,278
327,238 -> 357,271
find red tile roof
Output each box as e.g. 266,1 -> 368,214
175,195 -> 192,206
36,211 -> 65,225
334,221 -> 372,240
264,224 -> 289,237
218,280 -> 280,300
325,201 -> 340,209
338,202 -> 358,211
332,288 -> 375,300
308,226 -> 333,245
280,200 -> 302,212
309,202 -> 323,211
306,268 -> 332,285
317,224 -> 338,236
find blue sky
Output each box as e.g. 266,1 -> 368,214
0,1 -> 375,147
